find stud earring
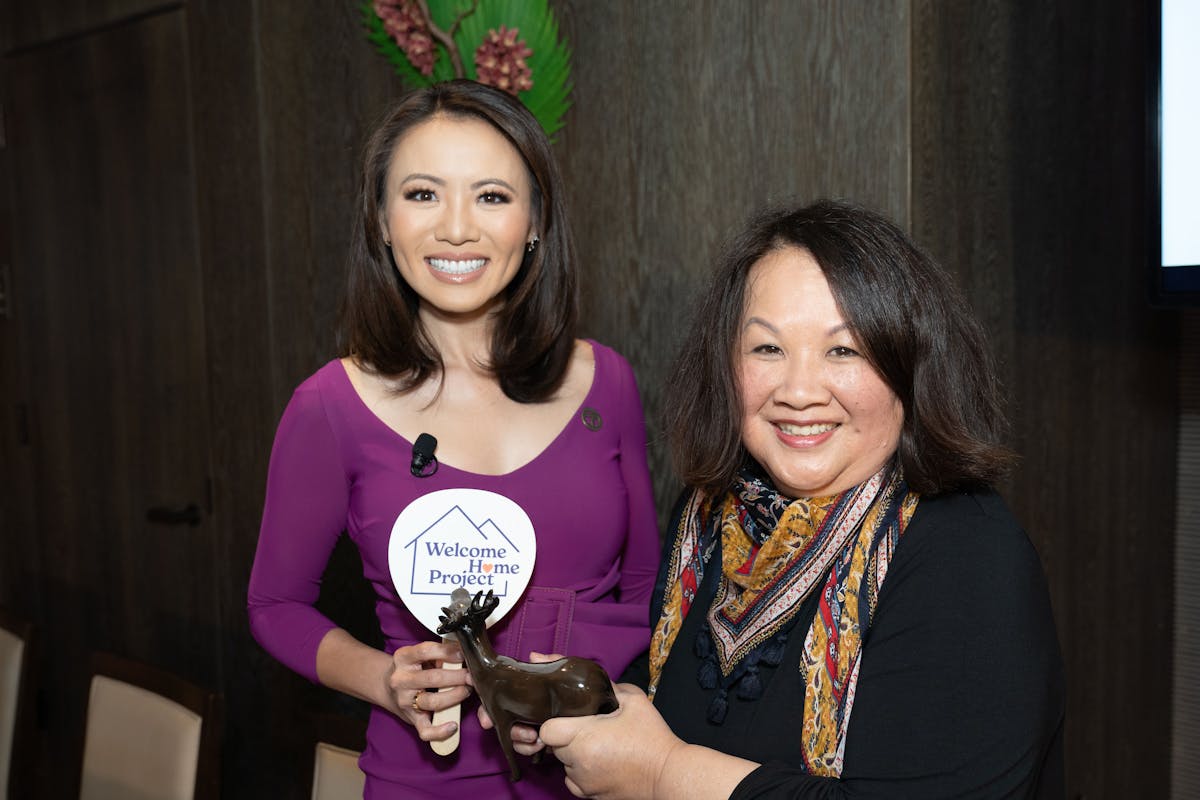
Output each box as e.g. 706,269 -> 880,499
526,235 -> 540,253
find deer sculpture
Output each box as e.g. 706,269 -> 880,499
436,587 -> 619,781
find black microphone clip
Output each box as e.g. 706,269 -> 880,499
410,432 -> 439,478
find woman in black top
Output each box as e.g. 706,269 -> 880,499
539,200 -> 1065,799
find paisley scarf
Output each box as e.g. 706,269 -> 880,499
647,460 -> 918,776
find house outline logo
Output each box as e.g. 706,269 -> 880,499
388,488 -> 537,633
402,504 -> 524,598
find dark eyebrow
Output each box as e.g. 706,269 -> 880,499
472,178 -> 519,192
742,316 -> 779,334
399,173 -> 445,185
398,174 -> 520,194
742,318 -> 853,337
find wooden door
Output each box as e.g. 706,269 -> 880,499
4,9 -> 219,792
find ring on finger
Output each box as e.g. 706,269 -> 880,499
412,690 -> 423,711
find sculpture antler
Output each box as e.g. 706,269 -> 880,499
459,589 -> 499,625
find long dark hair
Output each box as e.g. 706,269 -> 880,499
338,80 -> 578,402
665,199 -> 1015,496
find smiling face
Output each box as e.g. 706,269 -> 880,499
737,246 -> 904,498
380,114 -> 536,320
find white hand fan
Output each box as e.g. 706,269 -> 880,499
388,488 -> 536,754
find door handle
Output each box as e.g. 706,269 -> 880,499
146,503 -> 202,526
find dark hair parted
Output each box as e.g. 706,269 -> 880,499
338,80 -> 578,402
664,199 -> 1015,497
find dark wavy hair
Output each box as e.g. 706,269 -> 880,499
664,199 -> 1015,497
337,80 -> 578,402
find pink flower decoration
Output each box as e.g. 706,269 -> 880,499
375,0 -> 435,76
474,26 -> 533,95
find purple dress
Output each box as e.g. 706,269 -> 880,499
248,341 -> 659,798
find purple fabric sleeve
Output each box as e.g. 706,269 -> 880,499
247,380 -> 347,683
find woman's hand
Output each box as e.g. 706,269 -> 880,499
476,651 -> 558,755
540,683 -> 686,800
385,640 -> 471,742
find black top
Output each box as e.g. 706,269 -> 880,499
624,490 -> 1065,799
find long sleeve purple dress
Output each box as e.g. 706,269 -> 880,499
248,341 -> 660,798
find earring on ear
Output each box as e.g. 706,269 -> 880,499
526,235 -> 540,253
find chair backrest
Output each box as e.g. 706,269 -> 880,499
79,652 -> 221,800
308,711 -> 367,800
0,608 -> 34,800
311,742 -> 365,800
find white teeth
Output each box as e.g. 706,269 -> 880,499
428,257 -> 486,274
778,422 -> 837,436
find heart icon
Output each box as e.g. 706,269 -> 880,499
482,563 -> 493,572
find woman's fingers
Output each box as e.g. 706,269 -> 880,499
417,684 -> 471,711
393,639 -> 463,668
475,704 -> 544,754
386,640 -> 470,727
412,711 -> 461,742
539,685 -> 680,797
404,682 -> 469,740
538,714 -> 584,749
390,663 -> 469,692
388,642 -> 467,687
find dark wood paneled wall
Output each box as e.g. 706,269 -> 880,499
557,0 -> 911,513
0,0 -> 170,52
3,9 -> 222,794
911,2 -> 1176,795
0,1 -> 1178,797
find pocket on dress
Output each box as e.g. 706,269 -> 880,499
499,585 -> 577,659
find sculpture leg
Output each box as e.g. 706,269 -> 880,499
487,705 -> 523,782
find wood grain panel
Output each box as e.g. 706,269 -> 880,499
4,9 -> 218,794
912,1 -> 1175,796
0,36 -> 38,622
1007,3 -> 1174,793
910,0 -> 1016,391
0,0 -> 178,53
556,0 -> 911,521
1174,309 -> 1200,797
183,2 -> 286,794
256,0 -> 406,407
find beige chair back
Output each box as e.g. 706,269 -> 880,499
0,626 -> 25,800
79,653 -> 221,800
80,675 -> 202,800
311,742 -> 365,800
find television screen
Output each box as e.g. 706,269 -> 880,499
1152,0 -> 1200,303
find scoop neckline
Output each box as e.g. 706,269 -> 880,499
333,340 -> 603,479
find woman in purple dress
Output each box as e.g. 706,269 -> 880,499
247,80 -> 659,798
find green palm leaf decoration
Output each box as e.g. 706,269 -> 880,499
363,0 -> 573,140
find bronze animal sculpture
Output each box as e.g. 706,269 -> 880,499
436,587 -> 618,781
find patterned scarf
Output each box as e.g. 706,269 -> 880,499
647,460 -> 918,776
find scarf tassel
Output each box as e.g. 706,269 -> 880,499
761,632 -> 787,667
697,655 -> 720,690
694,626 -> 713,658
706,688 -> 729,724
694,624 -> 790,714
737,662 -> 763,700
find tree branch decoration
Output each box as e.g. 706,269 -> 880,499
364,0 -> 573,139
